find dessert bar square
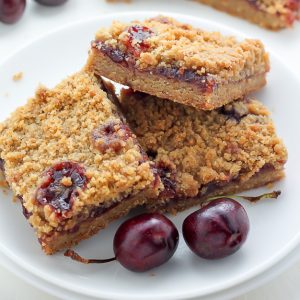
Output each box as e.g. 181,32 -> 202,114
119,88 -> 288,213
86,16 -> 270,111
0,72 -> 161,254
194,0 -> 300,30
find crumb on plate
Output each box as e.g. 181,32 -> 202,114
12,72 -> 23,82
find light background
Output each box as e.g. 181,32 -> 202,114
0,1 -> 300,299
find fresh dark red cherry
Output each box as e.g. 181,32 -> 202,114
0,0 -> 26,24
183,198 -> 250,259
65,213 -> 179,272
33,0 -> 68,6
114,213 -> 179,272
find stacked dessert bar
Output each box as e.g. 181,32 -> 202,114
86,16 -> 287,212
0,72 -> 162,254
87,16 -> 270,110
194,0 -> 300,30
118,89 -> 287,213
0,16 -> 287,254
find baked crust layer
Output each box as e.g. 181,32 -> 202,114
118,89 -> 288,212
39,192 -> 148,254
87,50 -> 267,111
0,72 -> 160,254
195,0 -> 300,30
86,15 -> 269,110
148,167 -> 284,214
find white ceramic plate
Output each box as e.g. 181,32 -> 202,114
1,239 -> 300,300
0,12 -> 299,300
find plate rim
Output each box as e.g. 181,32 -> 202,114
2,235 -> 300,300
0,11 -> 299,300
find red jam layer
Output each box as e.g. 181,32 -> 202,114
93,41 -> 217,93
0,158 -> 4,173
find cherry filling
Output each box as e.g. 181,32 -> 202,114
96,43 -> 126,63
156,161 -> 177,199
157,164 -> 279,210
17,196 -> 32,220
36,162 -> 88,213
146,149 -> 158,160
246,0 -> 259,7
286,0 -> 300,10
122,25 -> 154,57
247,0 -> 300,13
219,102 -> 249,122
155,67 -> 216,93
93,42 -> 216,93
0,158 -> 4,173
92,121 -> 133,154
285,0 -> 300,24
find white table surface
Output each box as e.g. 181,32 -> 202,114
0,1 -> 300,299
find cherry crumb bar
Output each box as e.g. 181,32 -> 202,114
86,16 -> 270,111
119,89 -> 288,214
194,0 -> 300,30
0,72 -> 161,254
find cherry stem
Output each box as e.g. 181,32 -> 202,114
64,249 -> 116,264
235,190 -> 281,202
204,190 -> 281,205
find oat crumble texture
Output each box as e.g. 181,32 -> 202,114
0,71 -> 160,254
86,15 -> 270,110
119,89 -> 288,213
194,0 -> 300,30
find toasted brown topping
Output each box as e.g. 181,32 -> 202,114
0,72 -> 156,236
120,89 -> 288,199
249,0 -> 300,15
94,16 -> 269,81
92,120 -> 133,154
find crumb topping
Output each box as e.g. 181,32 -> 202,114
120,89 -> 287,199
249,0 -> 300,17
61,176 -> 73,187
94,16 -> 269,81
0,72 -> 156,235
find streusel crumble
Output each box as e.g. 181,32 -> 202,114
119,88 -> 287,213
194,0 -> 300,30
0,72 -> 161,254
86,16 -> 269,110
